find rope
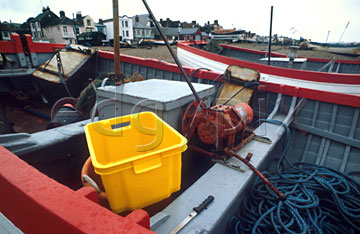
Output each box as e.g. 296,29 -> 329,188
228,120 -> 360,234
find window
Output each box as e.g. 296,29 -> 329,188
125,21 -> 128,27
35,21 -> 41,29
30,23 -> 35,30
2,31 -> 10,40
122,30 -> 125,36
142,30 -> 145,36
126,30 -> 129,37
63,26 -> 68,35
85,36 -> 92,40
122,21 -> 124,27
87,19 -> 91,26
146,30 -> 150,36
75,27 -> 79,34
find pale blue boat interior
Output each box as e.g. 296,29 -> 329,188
1,55 -> 359,233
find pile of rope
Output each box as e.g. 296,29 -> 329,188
228,120 -> 360,234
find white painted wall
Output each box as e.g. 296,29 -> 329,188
104,16 -> 134,41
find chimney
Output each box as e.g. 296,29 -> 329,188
135,15 -> 139,23
59,11 -> 65,18
76,11 -> 82,20
42,7 -> 47,12
214,20 -> 219,25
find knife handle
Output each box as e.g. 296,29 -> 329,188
193,195 -> 214,213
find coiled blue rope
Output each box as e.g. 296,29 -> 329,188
228,120 -> 360,234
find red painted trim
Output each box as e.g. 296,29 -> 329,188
25,34 -> 36,54
11,33 -> 24,54
261,81 -> 360,108
220,43 -> 360,64
32,41 -> 66,53
98,50 -> 223,81
0,146 -> 154,234
23,40 -> 360,107
98,48 -> 360,108
178,42 -> 360,85
0,33 -> 24,54
0,40 -> 17,53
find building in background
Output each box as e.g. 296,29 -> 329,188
132,15 -> 154,41
27,7 -> 59,41
103,15 -> 133,44
77,31 -> 106,46
74,11 -> 96,35
42,11 -> 77,44
179,28 -> 202,41
153,27 -> 178,41
0,21 -> 30,40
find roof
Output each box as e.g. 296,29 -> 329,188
28,7 -> 59,27
0,22 -> 12,31
103,15 -> 132,23
179,27 -> 199,35
0,21 -> 30,33
154,27 -> 178,37
132,14 -> 151,26
133,22 -> 152,29
46,16 -> 75,27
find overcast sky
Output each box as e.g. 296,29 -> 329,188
1,0 -> 359,42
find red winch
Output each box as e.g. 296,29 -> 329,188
182,100 -> 255,157
180,65 -> 286,200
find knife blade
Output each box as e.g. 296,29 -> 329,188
169,195 -> 214,234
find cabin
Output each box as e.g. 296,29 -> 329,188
43,11 -> 77,44
179,27 -> 202,41
77,31 -> 106,46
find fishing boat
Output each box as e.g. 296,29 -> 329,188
300,40 -> 360,56
210,29 -> 256,43
0,33 -> 96,104
0,32 -> 359,234
177,41 -> 360,95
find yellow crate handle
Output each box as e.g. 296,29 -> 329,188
132,157 -> 162,174
92,115 -> 132,136
91,113 -> 165,152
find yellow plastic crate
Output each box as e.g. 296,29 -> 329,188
84,112 -> 187,213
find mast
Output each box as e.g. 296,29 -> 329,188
338,21 -> 350,43
113,0 -> 120,77
267,6 -> 273,66
325,30 -> 330,43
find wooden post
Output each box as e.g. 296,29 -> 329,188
268,6 -> 273,66
113,0 -> 120,77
